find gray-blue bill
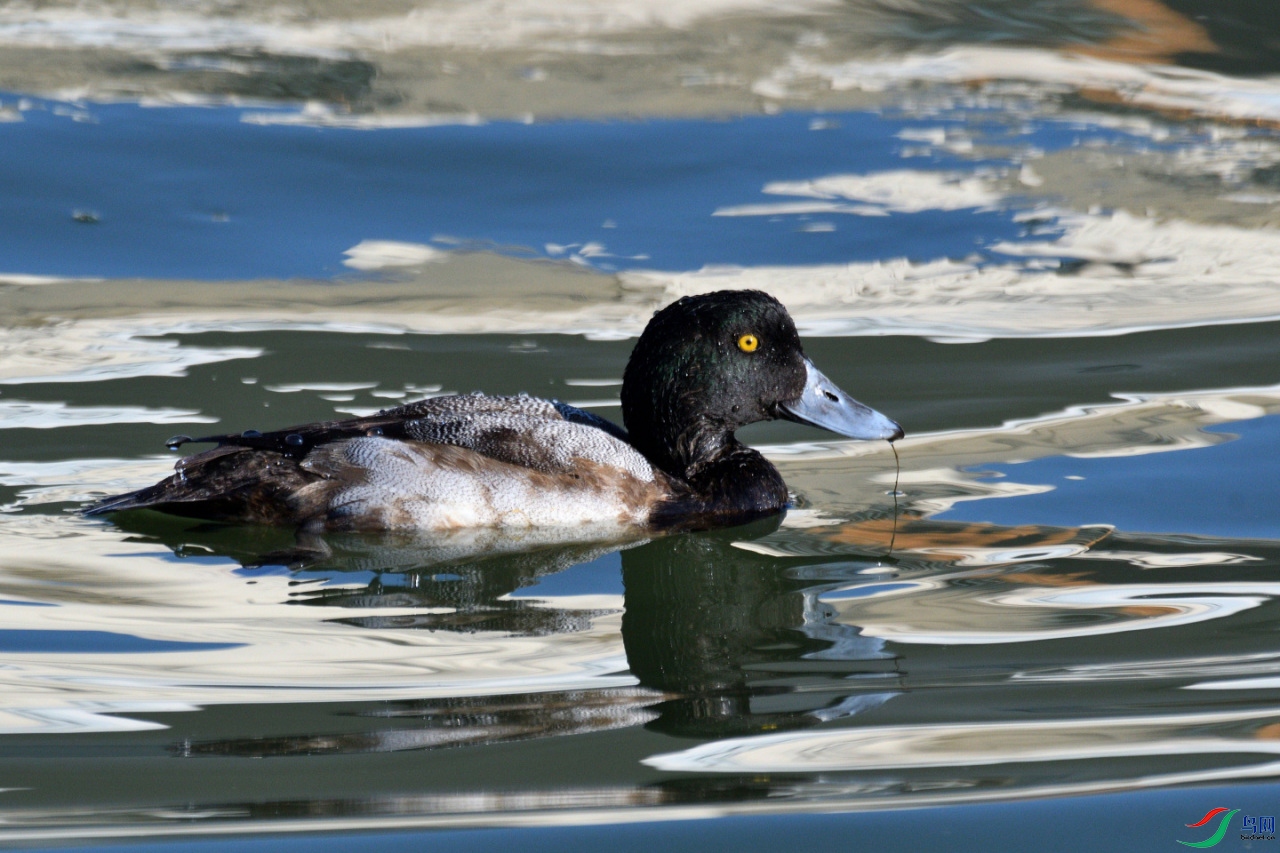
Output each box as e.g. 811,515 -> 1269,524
779,357 -> 904,441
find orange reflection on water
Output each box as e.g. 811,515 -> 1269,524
1083,0 -> 1217,63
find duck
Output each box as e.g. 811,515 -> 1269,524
85,290 -> 903,533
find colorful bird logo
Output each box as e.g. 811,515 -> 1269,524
1178,808 -> 1239,848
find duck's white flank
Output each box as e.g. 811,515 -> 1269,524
295,431 -> 661,532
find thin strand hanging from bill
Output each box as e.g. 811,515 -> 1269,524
887,442 -> 900,558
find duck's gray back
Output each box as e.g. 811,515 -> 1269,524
396,394 -> 653,482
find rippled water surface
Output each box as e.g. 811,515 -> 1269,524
5,1 -> 1280,850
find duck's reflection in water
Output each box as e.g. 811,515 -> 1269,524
302,537 -> 630,636
108,510 -> 912,756
619,518 -> 898,738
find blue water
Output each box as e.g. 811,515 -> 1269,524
0,98 -> 1142,280
507,550 -> 626,598
940,415 -> 1280,538
0,629 -> 242,653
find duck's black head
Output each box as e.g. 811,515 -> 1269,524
621,290 -> 902,487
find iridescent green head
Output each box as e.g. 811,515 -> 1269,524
621,290 -> 901,478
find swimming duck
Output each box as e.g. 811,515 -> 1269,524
86,290 -> 902,532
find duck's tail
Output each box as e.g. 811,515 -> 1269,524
83,445 -> 320,525
82,485 -> 169,516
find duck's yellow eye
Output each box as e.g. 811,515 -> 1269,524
737,333 -> 759,353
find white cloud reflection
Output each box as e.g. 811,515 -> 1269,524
0,0 -> 839,55
848,581 -> 1276,646
643,706 -> 1280,773
0,322 -> 261,385
754,46 -> 1280,124
761,170 -> 1004,213
0,401 -> 215,430
712,200 -> 888,217
342,240 -> 450,270
245,106 -> 483,130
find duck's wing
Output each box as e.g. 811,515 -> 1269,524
168,394 -> 633,470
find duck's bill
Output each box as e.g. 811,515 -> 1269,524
778,358 -> 904,441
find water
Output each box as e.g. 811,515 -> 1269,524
4,1 -> 1280,849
